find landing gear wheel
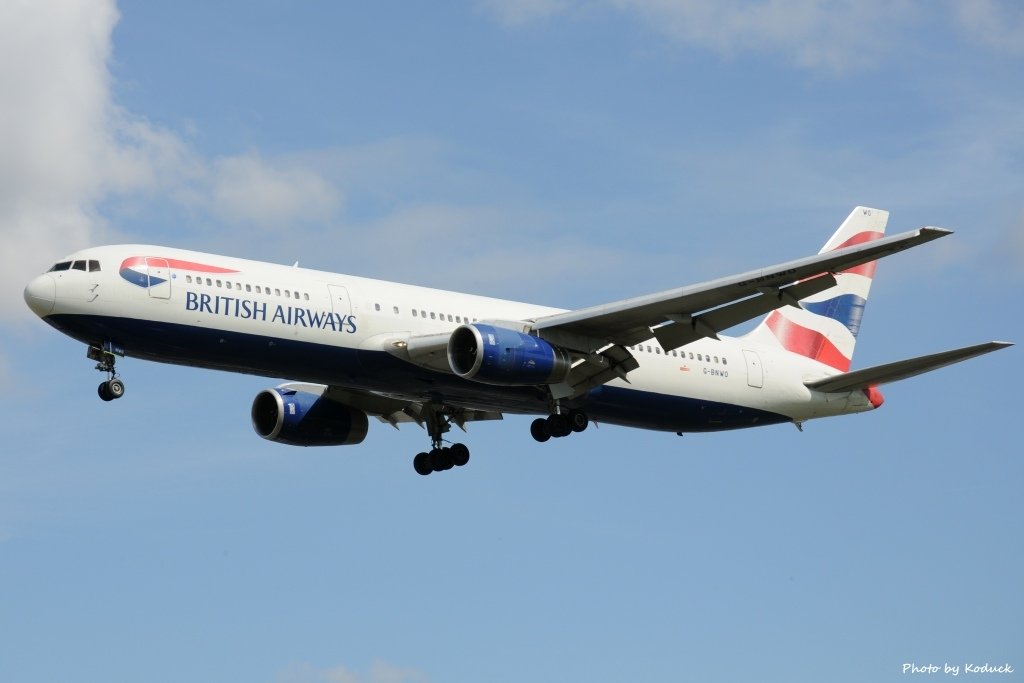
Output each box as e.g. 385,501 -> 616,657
413,452 -> 433,476
569,409 -> 589,433
450,443 -> 470,467
530,417 -> 551,442
98,382 -> 113,402
431,447 -> 455,472
107,378 -> 125,400
547,413 -> 572,438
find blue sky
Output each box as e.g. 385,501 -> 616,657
1,2 -> 1022,682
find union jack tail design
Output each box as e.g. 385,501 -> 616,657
744,206 -> 889,371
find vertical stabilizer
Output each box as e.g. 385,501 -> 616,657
744,207 -> 889,371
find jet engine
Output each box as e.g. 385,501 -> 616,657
251,387 -> 369,446
447,323 -> 571,385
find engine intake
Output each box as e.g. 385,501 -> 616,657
251,388 -> 369,446
448,323 -> 571,385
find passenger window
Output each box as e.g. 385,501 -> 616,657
284,290 -> 290,298
456,316 -> 462,323
206,278 -> 212,286
412,310 -> 418,317
88,260 -> 101,272
226,282 -> 232,289
697,354 -> 702,361
246,284 -> 252,293
714,356 -> 719,363
374,303 -> 381,312
186,275 -> 193,284
275,289 -> 281,297
216,280 -> 223,287
421,310 -> 427,318
723,358 -> 728,366
393,306 -> 399,315
72,261 -> 86,271
655,348 -> 661,355
304,293 -> 309,301
255,286 -> 262,294
430,312 -> 436,320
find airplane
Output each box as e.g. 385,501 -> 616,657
23,206 -> 1011,475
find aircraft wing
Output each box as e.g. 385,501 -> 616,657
804,341 -> 1013,393
531,227 -> 951,354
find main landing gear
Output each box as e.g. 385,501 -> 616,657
88,343 -> 126,402
530,408 -> 589,442
412,403 -> 471,476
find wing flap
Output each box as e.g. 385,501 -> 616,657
805,341 -> 1013,393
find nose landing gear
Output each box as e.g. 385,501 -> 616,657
88,343 -> 126,402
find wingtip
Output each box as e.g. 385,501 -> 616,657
920,226 -> 954,237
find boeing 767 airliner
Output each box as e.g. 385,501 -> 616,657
24,207 -> 1011,475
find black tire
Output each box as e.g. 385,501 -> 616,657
547,413 -> 571,438
569,409 -> 589,433
430,447 -> 454,472
451,443 -> 470,466
530,417 -> 551,442
107,378 -> 125,400
413,452 -> 433,475
98,382 -> 113,402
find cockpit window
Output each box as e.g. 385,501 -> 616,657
88,260 -> 101,272
72,261 -> 87,271
49,261 -> 72,272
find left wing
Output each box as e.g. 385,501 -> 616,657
531,227 -> 950,354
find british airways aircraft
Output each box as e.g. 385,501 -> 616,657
23,207 -> 1011,475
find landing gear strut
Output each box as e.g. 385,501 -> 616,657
530,408 -> 589,442
88,343 -> 126,402
413,402 -> 471,476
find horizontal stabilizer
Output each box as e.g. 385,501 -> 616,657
805,341 -> 1013,393
806,342 -> 1015,395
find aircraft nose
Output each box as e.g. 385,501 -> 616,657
24,273 -> 56,316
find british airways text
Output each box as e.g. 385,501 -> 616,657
185,292 -> 357,333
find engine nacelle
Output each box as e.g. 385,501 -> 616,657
251,387 -> 369,446
447,323 -> 571,385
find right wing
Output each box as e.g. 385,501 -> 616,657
530,226 -> 951,354
804,341 -> 1013,393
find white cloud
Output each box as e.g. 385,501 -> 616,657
953,0 -> 1024,54
0,1 -> 344,324
482,0 -> 918,73
0,0 -> 120,321
205,154 -> 343,228
621,0 -> 919,72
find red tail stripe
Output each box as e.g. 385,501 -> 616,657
831,230 -> 884,279
764,311 -> 851,371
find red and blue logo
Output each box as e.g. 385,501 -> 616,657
119,256 -> 239,288
762,229 -> 884,372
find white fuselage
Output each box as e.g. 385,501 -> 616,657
25,244 -> 875,434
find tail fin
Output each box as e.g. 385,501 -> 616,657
743,206 -> 889,371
